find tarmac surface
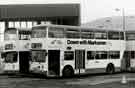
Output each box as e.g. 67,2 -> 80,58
1,72 -> 135,88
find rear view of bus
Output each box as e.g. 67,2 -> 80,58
2,28 -> 31,74
125,30 -> 135,71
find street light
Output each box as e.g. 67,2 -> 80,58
115,8 -> 125,31
115,8 -> 130,72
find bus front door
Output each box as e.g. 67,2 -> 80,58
75,50 -> 85,74
19,51 -> 30,73
48,50 -> 60,76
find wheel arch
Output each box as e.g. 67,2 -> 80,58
106,63 -> 115,68
106,63 -> 115,73
62,65 -> 74,72
62,65 -> 74,76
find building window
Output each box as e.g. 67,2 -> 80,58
8,22 -> 15,28
21,21 -> 27,28
27,22 -> 32,28
15,22 -> 20,28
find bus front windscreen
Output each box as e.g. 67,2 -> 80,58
4,52 -> 17,63
31,50 -> 47,62
4,29 -> 17,40
31,26 -> 47,38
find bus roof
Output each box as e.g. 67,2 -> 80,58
33,24 -> 124,32
5,28 -> 31,32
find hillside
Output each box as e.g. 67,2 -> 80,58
82,16 -> 135,31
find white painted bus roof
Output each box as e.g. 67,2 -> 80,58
33,24 -> 123,32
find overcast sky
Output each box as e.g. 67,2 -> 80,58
81,0 -> 135,23
1,0 -> 135,23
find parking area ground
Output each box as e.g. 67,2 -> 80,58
1,73 -> 135,88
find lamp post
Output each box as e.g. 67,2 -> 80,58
122,8 -> 125,31
115,8 -> 125,31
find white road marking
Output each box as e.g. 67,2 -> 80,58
66,78 -> 135,85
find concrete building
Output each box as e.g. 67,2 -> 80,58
0,4 -> 80,41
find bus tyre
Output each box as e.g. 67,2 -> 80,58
106,64 -> 115,74
62,66 -> 74,78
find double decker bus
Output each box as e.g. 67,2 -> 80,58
30,24 -> 125,77
2,28 -> 31,74
125,30 -> 135,71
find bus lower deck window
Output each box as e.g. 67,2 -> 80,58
95,51 -> 108,59
109,51 -> 120,59
64,51 -> 74,60
131,51 -> 135,59
87,51 -> 95,60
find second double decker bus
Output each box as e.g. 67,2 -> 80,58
30,24 -> 126,77
125,30 -> 135,71
2,28 -> 31,74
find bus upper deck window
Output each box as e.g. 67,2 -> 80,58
66,29 -> 80,39
120,32 -> 124,40
126,32 -> 135,40
31,26 -> 46,38
81,31 -> 94,39
108,32 -> 119,40
48,27 -> 64,38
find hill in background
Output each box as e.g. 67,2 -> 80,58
82,16 -> 135,31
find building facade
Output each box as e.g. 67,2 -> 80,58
0,4 -> 80,41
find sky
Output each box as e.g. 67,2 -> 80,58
81,0 -> 135,23
1,0 -> 135,23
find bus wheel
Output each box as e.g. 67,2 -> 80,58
62,66 -> 74,78
106,64 -> 115,74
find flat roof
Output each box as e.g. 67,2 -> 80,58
0,4 -> 80,21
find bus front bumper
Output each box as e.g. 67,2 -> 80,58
3,70 -> 19,74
